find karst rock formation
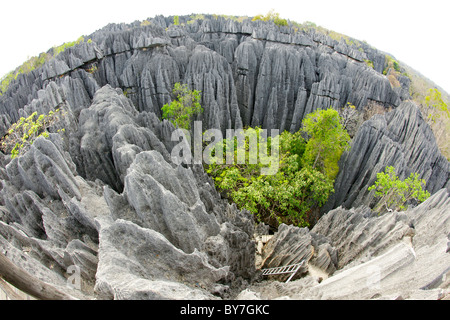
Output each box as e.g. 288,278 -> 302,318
0,15 -> 448,300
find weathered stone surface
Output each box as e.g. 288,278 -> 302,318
185,45 -> 243,131
0,14 -> 448,300
245,189 -> 450,300
94,217 -> 227,300
312,206 -> 415,269
324,101 -> 449,212
259,224 -> 337,280
1,14 -> 407,134
314,189 -> 450,300
0,134 -> 108,298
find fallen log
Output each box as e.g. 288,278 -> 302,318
0,252 -> 76,300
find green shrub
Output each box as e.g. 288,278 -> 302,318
422,88 -> 450,159
53,36 -> 85,56
383,55 -> 402,75
0,72 -> 15,95
86,64 -> 98,74
187,14 -> 205,24
252,10 -> 288,27
364,59 -> 374,69
368,166 -> 430,213
161,83 -> 203,130
0,109 -> 65,159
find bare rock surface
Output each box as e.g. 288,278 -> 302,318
245,189 -> 450,300
0,14 -> 448,300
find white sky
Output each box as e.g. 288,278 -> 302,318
1,0 -> 449,93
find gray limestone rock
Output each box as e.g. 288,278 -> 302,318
259,224 -> 338,281
246,189 -> 450,300
324,101 -> 449,212
94,217 -> 227,300
0,14 -> 448,301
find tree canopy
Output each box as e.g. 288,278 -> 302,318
205,108 -> 350,228
161,82 -> 203,130
301,108 -> 351,180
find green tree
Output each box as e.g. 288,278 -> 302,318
206,128 -> 334,228
368,166 -> 430,213
161,83 -> 203,130
301,108 -> 351,180
205,108 -> 352,228
425,88 -> 449,124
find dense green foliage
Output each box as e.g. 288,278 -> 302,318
0,109 -> 64,159
364,59 -> 374,69
206,108 -> 350,228
301,108 -> 351,180
206,128 -> 334,228
368,166 -> 430,213
162,83 -> 203,130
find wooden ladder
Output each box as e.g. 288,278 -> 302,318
261,260 -> 305,283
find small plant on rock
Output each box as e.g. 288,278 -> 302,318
0,109 -> 65,159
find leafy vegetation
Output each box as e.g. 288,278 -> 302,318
0,53 -> 51,95
383,55 -> 402,75
161,83 -> 203,130
0,109 -> 65,159
187,14 -> 206,25
392,61 -> 450,159
206,108 -> 350,228
424,88 -> 450,124
382,55 -> 407,89
368,166 -> 430,213
211,14 -> 249,23
422,88 -> 450,159
206,128 -> 334,228
301,108 -> 351,180
252,10 -> 288,27
52,36 -> 85,57
140,20 -> 152,26
364,59 -> 374,69
292,20 -> 364,48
